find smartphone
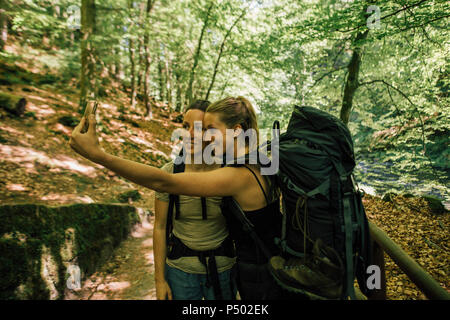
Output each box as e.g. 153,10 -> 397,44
81,100 -> 98,133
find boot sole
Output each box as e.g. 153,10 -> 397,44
269,265 -> 340,300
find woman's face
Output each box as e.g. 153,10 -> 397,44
204,112 -> 237,155
183,109 -> 206,155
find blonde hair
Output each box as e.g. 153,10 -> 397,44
206,96 -> 259,143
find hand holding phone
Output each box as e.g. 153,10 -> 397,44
81,101 -> 98,133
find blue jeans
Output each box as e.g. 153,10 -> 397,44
165,263 -> 237,300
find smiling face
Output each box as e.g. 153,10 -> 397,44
182,109 -> 206,155
204,112 -> 242,156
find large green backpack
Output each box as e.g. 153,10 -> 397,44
271,105 -> 372,300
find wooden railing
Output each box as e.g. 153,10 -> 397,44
364,222 -> 450,300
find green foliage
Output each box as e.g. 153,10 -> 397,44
3,0 -> 448,203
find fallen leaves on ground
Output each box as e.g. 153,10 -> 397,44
363,194 -> 449,300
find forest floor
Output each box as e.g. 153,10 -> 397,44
0,43 -> 448,300
64,216 -> 157,300
363,194 -> 449,299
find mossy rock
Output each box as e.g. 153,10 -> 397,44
0,239 -> 28,299
420,195 -> 447,215
117,190 -> 142,203
57,115 -> 79,128
382,192 -> 397,202
0,203 -> 140,299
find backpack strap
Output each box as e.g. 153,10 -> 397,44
242,165 -> 269,205
342,188 -> 357,300
330,159 -> 358,300
166,149 -> 185,244
166,159 -> 184,244
201,196 -> 207,220
198,251 -> 222,299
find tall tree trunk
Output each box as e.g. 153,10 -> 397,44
0,9 -> 7,52
128,0 -> 137,110
79,0 -> 96,111
158,54 -> 165,101
165,49 -> 172,107
51,0 -> 61,18
175,69 -> 182,112
114,46 -> 121,81
143,0 -> 156,119
340,30 -> 368,125
185,2 -> 214,105
136,2 -> 145,93
205,9 -> 246,101
128,39 -> 137,109
108,59 -> 115,79
137,37 -> 143,92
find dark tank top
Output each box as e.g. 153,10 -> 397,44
223,165 -> 282,264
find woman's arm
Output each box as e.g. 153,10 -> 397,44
153,198 -> 172,300
95,151 -> 249,197
70,114 -> 250,198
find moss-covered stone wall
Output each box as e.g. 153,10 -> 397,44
0,203 -> 141,300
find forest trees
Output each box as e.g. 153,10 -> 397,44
204,8 -> 247,101
142,0 -> 156,119
0,1 -> 7,52
3,0 -> 449,188
185,1 -> 214,106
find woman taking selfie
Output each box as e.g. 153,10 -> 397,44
153,100 -> 236,300
69,96 -> 285,299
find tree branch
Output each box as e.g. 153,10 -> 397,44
312,66 -> 347,87
359,79 -> 426,153
337,0 -> 431,33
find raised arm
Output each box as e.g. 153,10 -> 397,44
69,114 -> 249,198
97,151 -> 247,197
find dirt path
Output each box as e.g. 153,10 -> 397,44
65,216 -> 157,300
